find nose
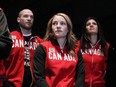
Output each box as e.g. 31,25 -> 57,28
26,16 -> 33,21
90,23 -> 94,27
27,17 -> 31,20
56,23 -> 61,29
57,23 -> 61,27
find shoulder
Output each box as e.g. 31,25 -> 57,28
0,8 -> 5,18
10,30 -> 22,39
10,30 -> 19,35
76,40 -> 81,48
39,41 -> 54,50
40,41 -> 50,46
73,40 -> 81,52
35,36 -> 43,42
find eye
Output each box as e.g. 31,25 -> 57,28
86,23 -> 90,26
23,15 -> 28,18
23,14 -> 33,19
30,15 -> 34,19
60,21 -> 66,25
92,22 -> 97,25
86,22 -> 97,26
52,22 -> 58,25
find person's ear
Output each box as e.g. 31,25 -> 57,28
17,17 -> 20,23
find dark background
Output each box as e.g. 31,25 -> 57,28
0,0 -> 116,86
0,0 -> 116,47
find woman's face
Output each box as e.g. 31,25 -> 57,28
86,19 -> 98,35
52,15 -> 69,38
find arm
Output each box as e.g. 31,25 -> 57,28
33,44 -> 49,87
75,50 -> 85,87
0,8 -> 12,59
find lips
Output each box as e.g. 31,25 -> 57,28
89,27 -> 95,30
55,30 -> 62,33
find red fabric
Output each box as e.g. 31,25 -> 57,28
5,31 -> 43,87
79,40 -> 110,87
0,80 -> 3,87
40,41 -> 79,87
85,83 -> 105,87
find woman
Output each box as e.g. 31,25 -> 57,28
80,17 -> 109,87
33,13 -> 84,87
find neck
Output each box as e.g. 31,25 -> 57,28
20,27 -> 31,35
57,38 -> 67,49
88,35 -> 97,45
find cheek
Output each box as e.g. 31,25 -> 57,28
63,29 -> 68,35
85,28 -> 89,32
96,27 -> 98,33
64,26 -> 68,32
66,29 -> 69,34
86,26 -> 89,31
51,28 -> 55,32
52,26 -> 56,32
51,29 -> 56,36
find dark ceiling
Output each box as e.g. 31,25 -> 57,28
0,0 -> 116,46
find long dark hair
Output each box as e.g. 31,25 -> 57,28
80,16 -> 109,57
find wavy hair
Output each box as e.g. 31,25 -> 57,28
43,13 -> 77,55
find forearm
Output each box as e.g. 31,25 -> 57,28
33,44 -> 49,87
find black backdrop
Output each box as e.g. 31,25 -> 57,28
0,0 -> 116,47
1,0 -> 116,47
0,0 -> 116,86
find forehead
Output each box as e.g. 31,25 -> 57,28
19,9 -> 33,16
53,15 -> 66,22
87,19 -> 96,23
